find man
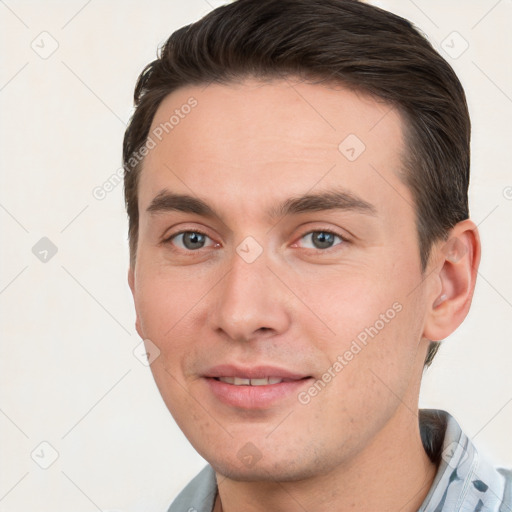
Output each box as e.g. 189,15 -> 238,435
123,0 -> 511,510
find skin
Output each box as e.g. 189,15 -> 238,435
128,78 -> 480,512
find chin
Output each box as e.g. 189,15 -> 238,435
207,452 -> 329,483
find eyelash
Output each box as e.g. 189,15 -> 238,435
296,229 -> 347,252
163,228 -> 348,253
163,229 -> 216,251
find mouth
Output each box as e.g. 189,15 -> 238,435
203,365 -> 313,409
214,376 -> 302,386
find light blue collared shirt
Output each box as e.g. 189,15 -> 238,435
168,410 -> 511,512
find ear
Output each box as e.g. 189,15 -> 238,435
423,219 -> 481,341
128,266 -> 144,339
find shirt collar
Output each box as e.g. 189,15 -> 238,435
418,409 -> 508,512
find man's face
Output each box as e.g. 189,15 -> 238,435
129,79 -> 434,480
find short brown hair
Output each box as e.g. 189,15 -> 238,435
123,0 -> 471,366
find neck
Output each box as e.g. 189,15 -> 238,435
213,407 -> 437,512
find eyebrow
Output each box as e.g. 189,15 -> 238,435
146,187 -> 377,220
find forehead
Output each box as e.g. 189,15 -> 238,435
139,78 -> 410,222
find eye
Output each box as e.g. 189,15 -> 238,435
296,230 -> 345,251
166,230 -> 217,251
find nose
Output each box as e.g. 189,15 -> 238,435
208,247 -> 291,343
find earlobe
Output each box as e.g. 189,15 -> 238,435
423,219 -> 481,342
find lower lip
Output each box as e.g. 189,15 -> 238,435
204,377 -> 312,409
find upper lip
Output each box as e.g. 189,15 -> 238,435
204,364 -> 310,380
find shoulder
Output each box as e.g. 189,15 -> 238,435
496,467 -> 512,509
419,409 -> 512,512
167,465 -> 217,512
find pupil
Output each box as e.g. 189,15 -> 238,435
313,232 -> 333,249
184,232 -> 204,249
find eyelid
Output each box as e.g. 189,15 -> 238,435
161,226 -> 350,252
292,227 -> 348,251
161,223 -> 214,242
162,228 -> 217,249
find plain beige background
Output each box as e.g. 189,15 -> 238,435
1,1 -> 511,511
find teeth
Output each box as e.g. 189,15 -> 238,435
218,377 -> 235,384
250,378 -> 270,386
217,377 -> 284,386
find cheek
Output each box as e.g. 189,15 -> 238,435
134,266 -> 203,337
301,265 -> 424,380
134,247 -> 424,373
296,269 -> 396,341
135,283 -> 172,337
133,268 -> 218,389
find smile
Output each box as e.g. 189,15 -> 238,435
215,376 -> 290,386
203,365 -> 313,409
